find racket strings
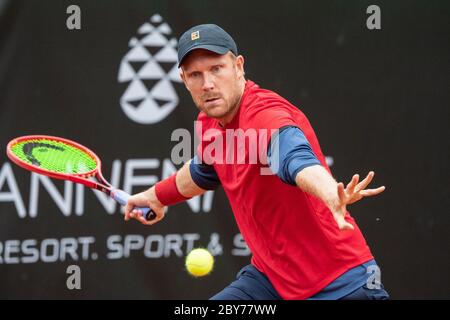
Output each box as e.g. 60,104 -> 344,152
10,138 -> 97,174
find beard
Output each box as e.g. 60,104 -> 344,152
202,100 -> 229,118
196,88 -> 242,120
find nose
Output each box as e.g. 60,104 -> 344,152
202,73 -> 215,91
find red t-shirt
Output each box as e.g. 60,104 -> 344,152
196,80 -> 373,299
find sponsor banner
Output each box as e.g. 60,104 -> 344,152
0,0 -> 448,299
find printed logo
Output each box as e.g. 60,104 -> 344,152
191,31 -> 200,41
118,14 -> 182,124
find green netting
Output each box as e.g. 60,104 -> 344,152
10,138 -> 97,174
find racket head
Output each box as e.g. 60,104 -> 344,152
6,135 -> 101,185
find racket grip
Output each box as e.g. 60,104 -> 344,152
111,189 -> 156,221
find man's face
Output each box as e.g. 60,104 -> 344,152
180,49 -> 245,121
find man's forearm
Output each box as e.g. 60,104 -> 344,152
295,164 -> 340,211
151,160 -> 207,207
175,160 -> 207,198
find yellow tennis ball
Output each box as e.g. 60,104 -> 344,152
185,248 -> 214,277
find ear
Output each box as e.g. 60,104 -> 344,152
179,69 -> 190,91
235,55 -> 245,78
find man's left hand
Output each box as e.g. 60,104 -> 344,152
332,171 -> 385,230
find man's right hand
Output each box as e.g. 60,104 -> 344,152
124,187 -> 166,225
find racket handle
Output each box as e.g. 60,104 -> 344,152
111,189 -> 157,221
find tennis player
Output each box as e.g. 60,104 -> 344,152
124,24 -> 389,300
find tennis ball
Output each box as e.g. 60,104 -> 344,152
185,248 -> 214,277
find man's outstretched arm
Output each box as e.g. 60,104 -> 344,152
296,166 -> 385,230
269,126 -> 385,230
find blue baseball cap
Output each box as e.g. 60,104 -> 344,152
177,24 -> 238,67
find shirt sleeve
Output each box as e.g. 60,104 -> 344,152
268,126 -> 321,185
189,155 -> 221,190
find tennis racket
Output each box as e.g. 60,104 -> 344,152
6,135 -> 156,221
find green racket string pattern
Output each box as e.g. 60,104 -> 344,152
10,139 -> 97,174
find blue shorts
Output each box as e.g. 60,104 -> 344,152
210,264 -> 282,300
210,264 -> 389,300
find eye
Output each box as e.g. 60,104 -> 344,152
190,71 -> 200,78
211,65 -> 221,73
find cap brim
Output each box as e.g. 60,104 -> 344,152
178,44 -> 230,67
